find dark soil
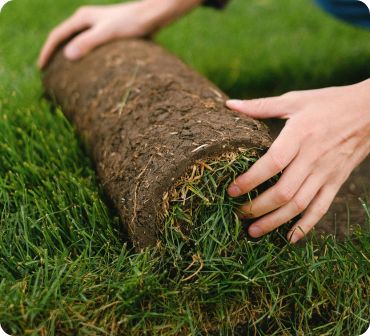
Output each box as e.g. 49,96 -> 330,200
43,38 -> 368,248
43,39 -> 271,249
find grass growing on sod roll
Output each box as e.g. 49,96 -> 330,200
42,38 -> 272,249
0,0 -> 369,334
0,110 -> 369,336
161,149 -> 282,262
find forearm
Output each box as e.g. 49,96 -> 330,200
142,0 -> 203,30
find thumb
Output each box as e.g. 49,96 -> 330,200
226,96 -> 290,119
64,27 -> 110,60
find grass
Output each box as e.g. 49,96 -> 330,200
0,0 -> 369,334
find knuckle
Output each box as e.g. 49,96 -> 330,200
275,186 -> 294,203
314,204 -> 329,218
253,98 -> 269,112
292,196 -> 308,213
279,91 -> 302,111
282,90 -> 298,100
268,150 -> 285,172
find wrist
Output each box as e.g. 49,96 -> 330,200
139,0 -> 202,31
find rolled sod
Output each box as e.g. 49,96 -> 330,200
43,39 -> 272,249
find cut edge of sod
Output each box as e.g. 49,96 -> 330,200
158,148 -> 285,258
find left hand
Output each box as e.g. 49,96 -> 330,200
226,79 -> 370,243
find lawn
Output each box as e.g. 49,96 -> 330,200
0,0 -> 369,335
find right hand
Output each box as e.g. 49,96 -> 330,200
38,1 -> 167,69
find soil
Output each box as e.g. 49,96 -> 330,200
43,38 -> 368,248
43,39 -> 271,249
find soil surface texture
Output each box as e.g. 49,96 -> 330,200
43,39 -> 271,248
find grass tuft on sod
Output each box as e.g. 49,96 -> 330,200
0,0 -> 369,334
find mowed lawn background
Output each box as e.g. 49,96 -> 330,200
0,0 -> 369,335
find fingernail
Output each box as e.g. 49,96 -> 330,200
248,225 -> 263,238
64,45 -> 81,60
228,183 -> 241,197
289,232 -> 300,244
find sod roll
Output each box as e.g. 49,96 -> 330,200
43,39 -> 272,249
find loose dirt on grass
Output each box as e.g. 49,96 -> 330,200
43,38 -> 271,249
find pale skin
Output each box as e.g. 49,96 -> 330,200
38,0 -> 370,243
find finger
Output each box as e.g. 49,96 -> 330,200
247,173 -> 322,238
228,125 -> 300,197
64,26 -> 111,60
38,14 -> 91,69
287,184 -> 340,243
226,95 -> 292,119
239,153 -> 312,218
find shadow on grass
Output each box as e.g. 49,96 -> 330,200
209,54 -> 370,98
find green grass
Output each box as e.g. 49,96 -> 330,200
0,0 -> 369,334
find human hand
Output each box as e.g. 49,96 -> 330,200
226,79 -> 370,243
37,0 -> 201,69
